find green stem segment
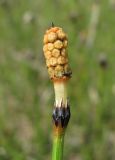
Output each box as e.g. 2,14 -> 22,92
52,133 -> 65,160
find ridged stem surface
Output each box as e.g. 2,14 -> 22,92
52,133 -> 65,160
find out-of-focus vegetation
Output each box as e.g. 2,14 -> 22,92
0,0 -> 115,160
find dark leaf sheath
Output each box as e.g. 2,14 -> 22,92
52,105 -> 71,128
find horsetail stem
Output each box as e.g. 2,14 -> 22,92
43,26 -> 72,160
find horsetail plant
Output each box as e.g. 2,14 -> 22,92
43,26 -> 72,160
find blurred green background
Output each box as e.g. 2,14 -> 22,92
0,0 -> 115,160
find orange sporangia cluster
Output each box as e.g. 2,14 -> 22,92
43,26 -> 72,80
